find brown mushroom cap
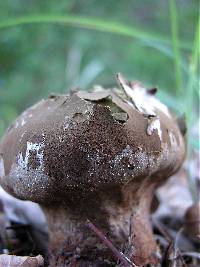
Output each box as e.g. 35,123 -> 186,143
0,78 -> 185,204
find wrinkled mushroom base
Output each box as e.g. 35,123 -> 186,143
43,181 -> 159,267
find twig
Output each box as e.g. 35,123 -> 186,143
154,219 -> 188,267
161,241 -> 173,267
152,217 -> 172,243
86,219 -> 137,267
172,227 -> 187,267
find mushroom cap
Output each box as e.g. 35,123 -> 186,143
0,77 -> 185,203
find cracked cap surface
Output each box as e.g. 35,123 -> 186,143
0,77 -> 185,203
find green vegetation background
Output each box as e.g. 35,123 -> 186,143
0,0 -> 199,153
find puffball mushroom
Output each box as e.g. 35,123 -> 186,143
0,74 -> 185,266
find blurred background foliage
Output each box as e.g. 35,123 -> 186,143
0,0 -> 199,152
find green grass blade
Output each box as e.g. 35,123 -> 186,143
189,16 -> 200,101
186,18 -> 199,125
169,0 -> 183,94
0,14 -> 191,51
185,18 -> 200,201
190,17 -> 200,78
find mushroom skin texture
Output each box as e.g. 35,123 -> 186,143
0,75 -> 186,266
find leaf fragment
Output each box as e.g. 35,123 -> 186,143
0,254 -> 44,267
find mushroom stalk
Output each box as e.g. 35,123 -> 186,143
43,182 -> 158,266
